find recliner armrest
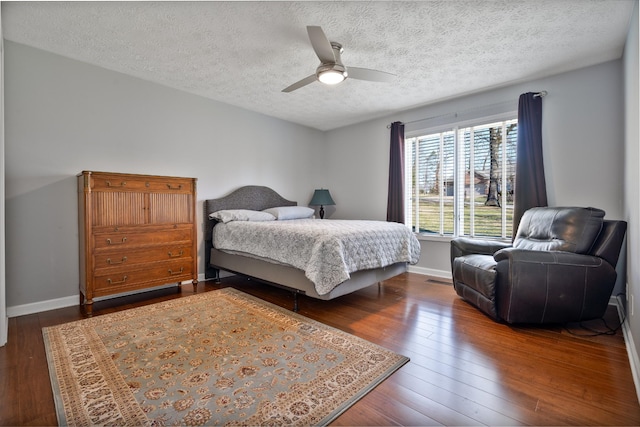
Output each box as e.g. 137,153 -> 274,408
494,247 -> 606,267
493,248 -> 617,323
451,237 -> 511,258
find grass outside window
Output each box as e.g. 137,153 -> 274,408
414,196 -> 513,238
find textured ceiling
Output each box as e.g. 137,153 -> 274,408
2,1 -> 635,131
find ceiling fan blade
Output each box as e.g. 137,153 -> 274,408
307,26 -> 335,63
348,67 -> 396,83
282,74 -> 317,93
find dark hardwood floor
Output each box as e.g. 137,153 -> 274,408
1,272 -> 639,426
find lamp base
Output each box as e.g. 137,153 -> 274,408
319,205 -> 325,219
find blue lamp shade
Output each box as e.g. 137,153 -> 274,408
309,189 -> 335,206
309,189 -> 335,219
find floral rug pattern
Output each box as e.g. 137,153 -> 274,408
43,288 -> 409,426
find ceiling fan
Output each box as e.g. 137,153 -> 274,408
282,26 -> 396,93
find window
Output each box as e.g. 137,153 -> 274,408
405,116 -> 517,239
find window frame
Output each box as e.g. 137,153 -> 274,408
405,111 -> 518,241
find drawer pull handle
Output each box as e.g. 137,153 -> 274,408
167,184 -> 183,190
106,237 -> 127,245
168,267 -> 184,276
107,256 -> 127,265
106,181 -> 127,187
168,250 -> 183,258
107,276 -> 127,285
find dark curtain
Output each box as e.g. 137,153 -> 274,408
513,92 -> 548,237
387,121 -> 405,223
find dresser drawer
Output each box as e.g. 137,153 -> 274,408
93,245 -> 192,273
91,176 -> 148,192
144,179 -> 194,194
93,228 -> 192,250
92,260 -> 194,293
90,174 -> 193,194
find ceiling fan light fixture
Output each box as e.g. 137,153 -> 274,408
316,61 -> 347,85
318,69 -> 347,85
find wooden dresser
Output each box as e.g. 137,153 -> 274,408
78,171 -> 198,315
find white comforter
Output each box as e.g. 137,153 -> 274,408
212,219 -> 421,295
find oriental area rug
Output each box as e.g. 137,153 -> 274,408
43,287 -> 409,426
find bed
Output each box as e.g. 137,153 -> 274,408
204,186 -> 420,310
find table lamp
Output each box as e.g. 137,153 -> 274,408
309,189 -> 335,219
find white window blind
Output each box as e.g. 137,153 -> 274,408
406,117 -> 517,239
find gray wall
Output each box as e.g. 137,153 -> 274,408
4,41 -> 326,308
0,8 -> 6,345
324,60 -> 625,281
624,0 -> 640,389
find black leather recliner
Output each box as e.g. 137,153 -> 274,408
450,207 -> 627,324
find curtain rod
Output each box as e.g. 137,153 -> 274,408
387,91 -> 547,129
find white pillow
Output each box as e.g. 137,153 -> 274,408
209,209 -> 276,223
263,206 -> 315,220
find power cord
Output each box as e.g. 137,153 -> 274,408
563,292 -> 626,337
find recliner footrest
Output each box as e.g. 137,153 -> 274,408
452,254 -> 499,320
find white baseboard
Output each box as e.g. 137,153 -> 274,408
7,294 -> 79,318
615,294 -> 640,404
5,269 -> 446,317
408,265 -> 452,280
7,278 -> 206,318
0,316 -> 7,347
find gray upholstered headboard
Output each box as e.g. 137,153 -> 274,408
203,186 -> 296,279
204,185 -> 297,241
